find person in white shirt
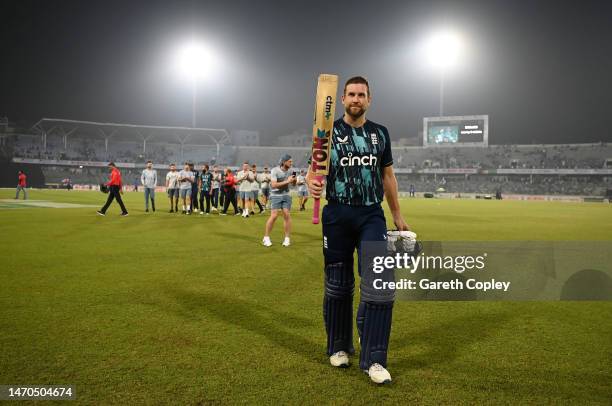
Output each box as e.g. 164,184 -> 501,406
210,166 -> 221,212
251,164 -> 265,214
178,163 -> 195,214
260,167 -> 271,208
165,163 -> 180,213
236,162 -> 254,218
141,160 -> 157,213
296,169 -> 309,211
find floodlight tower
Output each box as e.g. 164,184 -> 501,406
425,31 -> 463,116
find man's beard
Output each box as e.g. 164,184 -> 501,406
345,104 -> 366,119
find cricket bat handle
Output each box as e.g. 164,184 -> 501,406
312,175 -> 324,224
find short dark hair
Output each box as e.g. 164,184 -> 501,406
146,160 -> 152,164
343,76 -> 370,97
108,162 -> 116,167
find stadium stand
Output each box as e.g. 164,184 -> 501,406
234,146 -> 311,168
3,118 -> 611,197
396,174 -> 609,197
393,143 -> 611,170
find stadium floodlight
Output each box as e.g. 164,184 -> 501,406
422,30 -> 464,116
174,40 -> 220,127
424,30 -> 463,70
175,41 -> 218,80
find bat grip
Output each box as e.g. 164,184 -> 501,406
312,175 -> 324,224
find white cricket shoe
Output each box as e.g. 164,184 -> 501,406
367,363 -> 392,384
211,207 -> 218,212
200,211 -> 204,215
262,236 -> 272,247
282,237 -> 290,247
329,351 -> 350,368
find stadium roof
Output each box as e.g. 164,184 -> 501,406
32,118 -> 230,146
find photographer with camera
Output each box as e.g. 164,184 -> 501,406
262,154 -> 296,247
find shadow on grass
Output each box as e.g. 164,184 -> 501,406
392,307 -> 514,373
162,289 -> 522,385
164,288 -> 323,363
213,231 -> 262,244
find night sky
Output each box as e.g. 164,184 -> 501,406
1,0 -> 611,145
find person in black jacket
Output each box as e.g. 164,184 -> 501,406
189,162 -> 200,212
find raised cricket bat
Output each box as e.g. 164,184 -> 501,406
310,74 -> 338,224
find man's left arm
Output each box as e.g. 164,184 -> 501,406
382,165 -> 410,231
380,126 -> 409,230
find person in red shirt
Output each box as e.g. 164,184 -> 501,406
97,162 -> 128,216
220,168 -> 239,215
15,170 -> 28,200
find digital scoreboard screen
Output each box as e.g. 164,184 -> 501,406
428,125 -> 459,144
423,115 -> 488,147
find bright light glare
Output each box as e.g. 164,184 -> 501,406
423,30 -> 464,70
174,41 -> 218,80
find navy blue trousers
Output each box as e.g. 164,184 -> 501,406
322,201 -> 394,370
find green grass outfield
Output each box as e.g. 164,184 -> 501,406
1,189 -> 611,404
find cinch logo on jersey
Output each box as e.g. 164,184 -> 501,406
339,152 -> 378,167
